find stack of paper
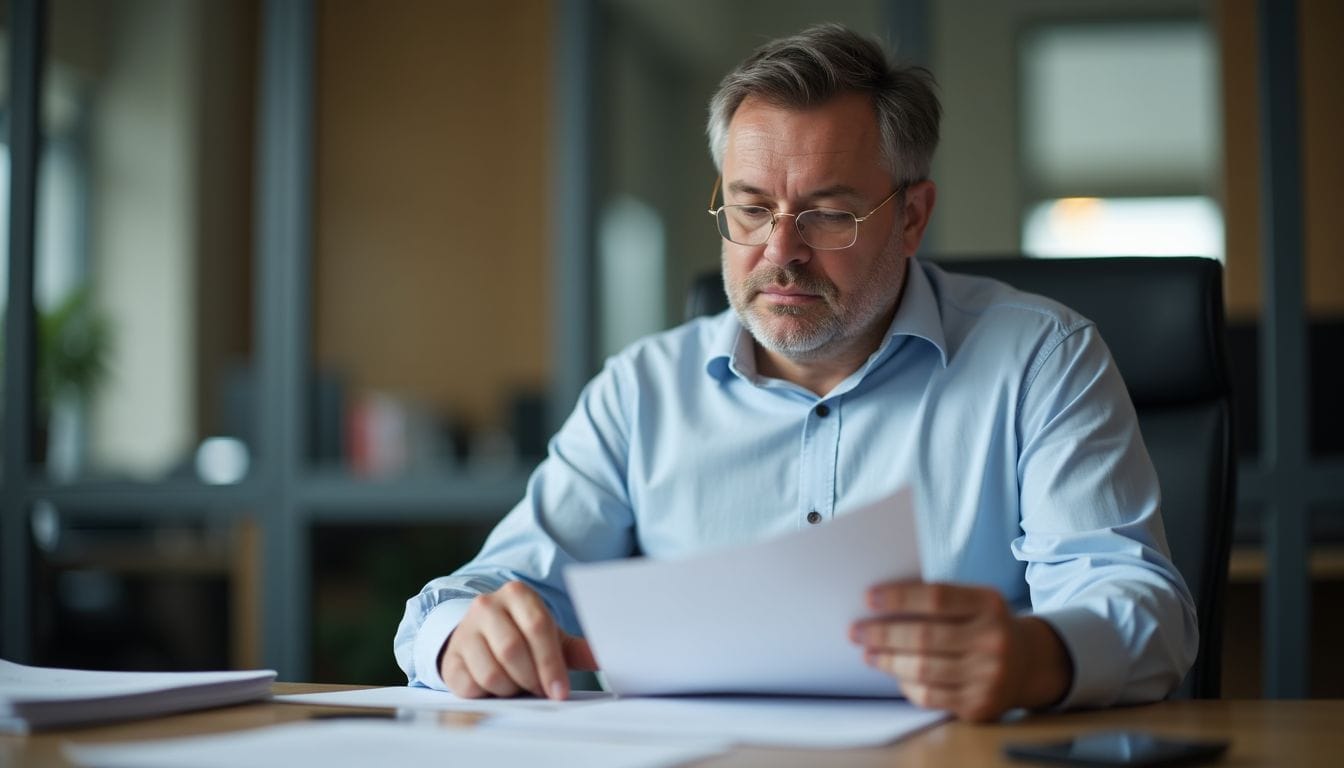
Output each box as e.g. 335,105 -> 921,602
0,659 -> 276,732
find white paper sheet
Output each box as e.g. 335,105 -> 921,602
276,685 -> 613,713
65,720 -> 725,768
486,695 -> 948,749
563,487 -> 921,697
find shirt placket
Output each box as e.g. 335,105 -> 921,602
799,398 -> 840,527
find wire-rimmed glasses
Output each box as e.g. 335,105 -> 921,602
706,176 -> 905,250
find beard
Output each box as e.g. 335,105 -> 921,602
724,233 -> 907,362
730,265 -> 844,359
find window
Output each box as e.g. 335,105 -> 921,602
1019,20 -> 1222,260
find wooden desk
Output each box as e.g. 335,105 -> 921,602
4,684 -> 1342,767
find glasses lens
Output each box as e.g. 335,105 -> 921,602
717,206 -> 773,245
796,209 -> 858,249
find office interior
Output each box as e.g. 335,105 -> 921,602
0,0 -> 1339,699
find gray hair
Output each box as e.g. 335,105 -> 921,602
707,23 -> 941,184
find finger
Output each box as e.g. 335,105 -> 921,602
900,680 -> 962,713
458,631 -> 524,697
500,597 -> 570,700
867,582 -> 994,618
850,618 -> 975,654
478,608 -> 544,697
865,650 -> 967,686
905,679 -> 1011,723
440,649 -> 486,698
561,633 -> 599,672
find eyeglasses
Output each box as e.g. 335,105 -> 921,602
706,176 -> 906,250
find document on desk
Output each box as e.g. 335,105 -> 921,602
564,486 -> 921,698
276,685 -> 613,712
65,720 -> 726,768
486,695 -> 948,749
0,658 -> 275,733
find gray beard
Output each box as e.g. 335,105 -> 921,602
725,240 -> 906,363
738,293 -> 845,360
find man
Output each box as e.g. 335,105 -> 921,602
395,23 -> 1196,722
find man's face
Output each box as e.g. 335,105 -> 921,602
720,93 -> 914,363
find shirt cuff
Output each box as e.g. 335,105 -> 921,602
412,599 -> 474,691
1032,606 -> 1129,710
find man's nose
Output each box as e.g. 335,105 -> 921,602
761,214 -> 812,267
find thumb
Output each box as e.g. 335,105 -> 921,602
560,632 -> 599,672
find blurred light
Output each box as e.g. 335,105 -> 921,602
599,196 -> 666,359
31,500 -> 61,553
195,437 -> 250,485
1022,196 -> 1224,260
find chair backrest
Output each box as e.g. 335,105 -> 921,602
685,257 -> 1235,699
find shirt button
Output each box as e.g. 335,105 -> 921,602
815,404 -> 830,417
807,511 -> 823,525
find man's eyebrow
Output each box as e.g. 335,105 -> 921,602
726,180 -> 769,197
725,181 -> 865,202
807,185 -> 865,203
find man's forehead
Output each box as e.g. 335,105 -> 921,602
722,103 -> 885,195
724,93 -> 881,164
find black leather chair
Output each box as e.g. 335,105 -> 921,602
686,257 -> 1234,699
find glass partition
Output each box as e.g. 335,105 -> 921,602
35,0 -> 258,484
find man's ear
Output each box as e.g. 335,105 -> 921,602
900,179 -> 937,254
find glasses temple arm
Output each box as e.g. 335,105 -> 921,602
707,175 -> 722,215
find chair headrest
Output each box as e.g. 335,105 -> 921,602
937,257 -> 1231,405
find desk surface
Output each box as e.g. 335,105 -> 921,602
4,684 -> 1342,767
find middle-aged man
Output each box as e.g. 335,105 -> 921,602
395,23 -> 1197,722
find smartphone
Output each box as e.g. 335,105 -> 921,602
1003,730 -> 1229,767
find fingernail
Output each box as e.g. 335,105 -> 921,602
549,680 -> 566,700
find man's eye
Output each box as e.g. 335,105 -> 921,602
733,206 -> 772,221
811,210 -> 853,225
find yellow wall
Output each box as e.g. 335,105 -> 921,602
1221,0 -> 1344,318
313,0 -> 552,431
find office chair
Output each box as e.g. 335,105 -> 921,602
685,257 -> 1235,699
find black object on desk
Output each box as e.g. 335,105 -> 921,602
1004,730 -> 1228,767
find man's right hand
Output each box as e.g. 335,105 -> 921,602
438,581 -> 598,700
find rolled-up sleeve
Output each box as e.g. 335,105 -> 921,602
1012,324 -> 1199,709
393,357 -> 639,688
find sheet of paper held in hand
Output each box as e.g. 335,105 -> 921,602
564,486 -> 921,698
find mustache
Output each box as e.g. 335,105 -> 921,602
742,265 -> 838,301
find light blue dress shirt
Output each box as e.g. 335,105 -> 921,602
395,258 -> 1198,709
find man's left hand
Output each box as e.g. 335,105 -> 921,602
850,582 -> 1073,722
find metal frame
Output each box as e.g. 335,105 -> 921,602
253,0 -> 315,680
552,0 -> 599,429
1,0 -> 44,664
1249,0 -> 1333,698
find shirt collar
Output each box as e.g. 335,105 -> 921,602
877,257 -> 949,367
704,309 -> 751,382
703,257 -> 949,383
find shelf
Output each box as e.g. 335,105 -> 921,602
298,467 -> 532,522
20,466 -> 536,522
1228,546 -> 1344,583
